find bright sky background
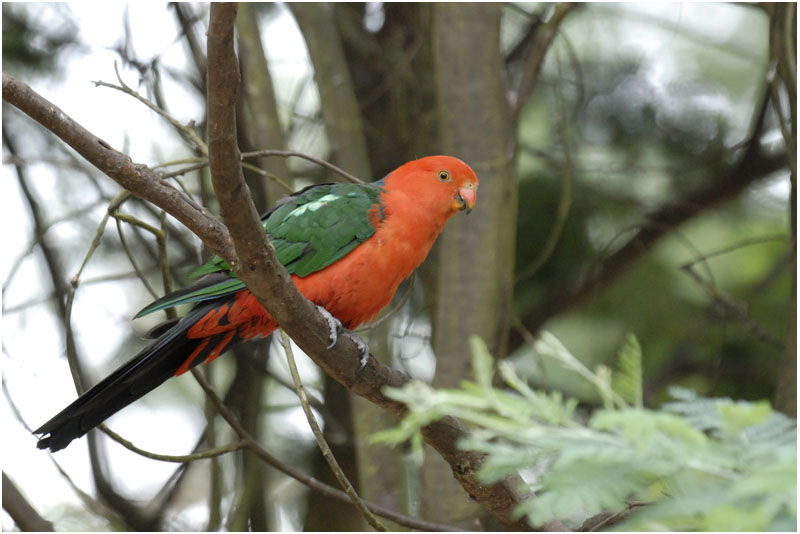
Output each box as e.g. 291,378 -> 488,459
1,2 -> 776,531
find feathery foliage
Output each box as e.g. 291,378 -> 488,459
374,334 -> 796,531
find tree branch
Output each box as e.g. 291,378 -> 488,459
205,5 -> 529,528
511,2 -> 578,125
513,83 -> 786,342
516,149 -> 788,339
2,473 -> 54,532
190,368 -> 459,532
1,72 -> 234,266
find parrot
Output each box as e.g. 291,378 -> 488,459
34,155 -> 478,452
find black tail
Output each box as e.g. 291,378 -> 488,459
34,302 -> 235,452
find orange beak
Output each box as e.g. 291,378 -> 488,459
455,186 -> 477,213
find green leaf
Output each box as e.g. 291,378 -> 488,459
717,399 -> 772,437
612,333 -> 643,408
469,335 -> 495,391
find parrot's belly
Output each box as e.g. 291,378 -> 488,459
294,231 -> 434,329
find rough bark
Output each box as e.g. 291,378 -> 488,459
429,3 -> 521,528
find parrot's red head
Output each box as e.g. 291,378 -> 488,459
383,155 -> 479,220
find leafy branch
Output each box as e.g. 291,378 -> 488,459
376,333 -> 797,530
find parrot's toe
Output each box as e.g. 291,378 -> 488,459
316,305 -> 343,349
349,333 -> 370,369
315,305 -> 369,368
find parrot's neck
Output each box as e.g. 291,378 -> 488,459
377,185 -> 451,258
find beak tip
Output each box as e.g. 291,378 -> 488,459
456,187 -> 477,214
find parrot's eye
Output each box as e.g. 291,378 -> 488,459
437,170 -> 451,182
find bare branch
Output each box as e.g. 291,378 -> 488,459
242,149 -> 365,184
206,5 -> 530,527
2,473 -> 55,532
516,89 -> 787,340
511,3 -> 578,125
190,369 -> 459,532
1,73 -> 235,265
280,331 -> 387,531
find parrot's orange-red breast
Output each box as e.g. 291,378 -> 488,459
35,155 -> 478,451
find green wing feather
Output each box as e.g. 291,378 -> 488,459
135,182 -> 384,318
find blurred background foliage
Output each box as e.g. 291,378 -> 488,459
2,2 -> 794,531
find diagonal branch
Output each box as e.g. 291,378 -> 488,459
206,4 -> 529,528
2,72 -> 234,266
511,2 -> 578,125
2,473 -> 54,532
517,146 -> 788,339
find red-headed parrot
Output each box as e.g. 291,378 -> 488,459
35,155 -> 478,451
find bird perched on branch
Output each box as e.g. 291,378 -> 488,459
35,155 -> 478,452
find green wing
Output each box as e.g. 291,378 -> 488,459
135,182 -> 384,318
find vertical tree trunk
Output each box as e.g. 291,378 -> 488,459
289,2 -> 372,180
227,346 -> 271,531
334,3 -> 438,176
236,3 -> 292,208
427,3 -> 519,527
290,5 -> 373,527
772,3 -> 797,417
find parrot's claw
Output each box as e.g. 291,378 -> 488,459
352,335 -> 370,369
316,305 -> 342,349
315,305 -> 370,369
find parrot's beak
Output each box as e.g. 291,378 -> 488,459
454,186 -> 477,214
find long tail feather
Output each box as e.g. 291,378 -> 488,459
34,301 -> 237,452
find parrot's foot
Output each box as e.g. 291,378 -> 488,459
350,333 -> 370,369
316,305 -> 343,349
316,305 -> 370,369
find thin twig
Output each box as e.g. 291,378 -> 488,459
94,62 -> 208,155
242,149 -> 366,184
189,368 -> 458,531
241,160 -> 294,192
2,380 -> 124,527
279,331 -> 387,531
511,3 -> 578,124
3,73 -> 236,265
113,215 -> 160,299
516,69 -> 574,283
680,263 -> 785,352
98,423 -> 247,463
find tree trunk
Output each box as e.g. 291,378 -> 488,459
426,3 -> 519,528
236,3 -> 292,209
291,5 -> 375,527
226,345 -> 271,531
289,2 -> 372,180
